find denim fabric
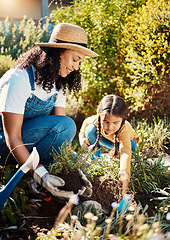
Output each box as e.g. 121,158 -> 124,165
85,124 -> 137,159
0,66 -> 76,167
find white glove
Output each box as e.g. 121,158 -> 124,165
33,165 -> 74,198
77,169 -> 93,198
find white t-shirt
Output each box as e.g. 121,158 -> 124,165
0,68 -> 66,114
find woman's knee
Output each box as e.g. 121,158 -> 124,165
53,116 -> 76,141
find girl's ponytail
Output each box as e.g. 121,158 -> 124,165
92,115 -> 101,151
110,118 -> 125,158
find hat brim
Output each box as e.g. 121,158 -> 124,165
35,42 -> 98,58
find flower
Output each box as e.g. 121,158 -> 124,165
84,212 -> 94,220
166,212 -> 170,221
111,202 -> 120,208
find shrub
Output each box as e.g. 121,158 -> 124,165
49,142 -> 91,175
120,0 -> 170,116
130,150 -> 170,194
51,0 -> 147,117
0,16 -> 50,59
133,117 -> 170,155
0,55 -> 16,77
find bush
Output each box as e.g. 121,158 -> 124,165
120,0 -> 170,117
130,150 -> 170,194
51,0 -> 147,117
0,16 -> 50,59
133,117 -> 170,155
0,55 -> 16,77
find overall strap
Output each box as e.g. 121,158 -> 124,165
26,66 -> 35,91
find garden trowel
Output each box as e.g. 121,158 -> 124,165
0,147 -> 39,211
118,194 -> 131,213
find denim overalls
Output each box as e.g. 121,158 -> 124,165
85,124 -> 137,159
0,66 -> 76,166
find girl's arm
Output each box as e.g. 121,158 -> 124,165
2,112 -> 30,165
79,117 -> 91,148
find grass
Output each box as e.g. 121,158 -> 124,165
133,117 -> 170,155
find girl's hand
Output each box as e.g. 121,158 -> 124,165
87,144 -> 96,152
108,148 -> 115,158
82,138 -> 90,151
118,173 -> 129,195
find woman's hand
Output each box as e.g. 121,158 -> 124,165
118,173 -> 129,195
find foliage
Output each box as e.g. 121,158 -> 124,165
133,117 -> 170,155
49,141 -> 120,180
130,150 -> 170,194
50,0 -> 169,118
85,154 -> 120,180
0,165 -> 33,226
36,195 -> 170,239
0,16 -> 50,59
51,0 -> 147,117
0,55 -> 16,78
49,141 -> 92,175
119,0 -> 170,115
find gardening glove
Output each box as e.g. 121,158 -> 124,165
77,169 -> 93,198
33,165 -> 74,198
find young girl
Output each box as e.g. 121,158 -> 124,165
79,94 -> 139,193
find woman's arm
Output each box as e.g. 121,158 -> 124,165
2,112 -> 30,165
53,106 -> 65,115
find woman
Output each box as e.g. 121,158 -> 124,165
0,23 -> 98,198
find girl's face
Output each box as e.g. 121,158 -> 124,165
59,49 -> 85,77
100,114 -> 123,135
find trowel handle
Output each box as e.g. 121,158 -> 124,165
118,195 -> 130,213
0,169 -> 24,211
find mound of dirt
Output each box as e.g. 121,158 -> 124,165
89,175 -> 123,212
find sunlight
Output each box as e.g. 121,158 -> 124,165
0,0 -> 15,10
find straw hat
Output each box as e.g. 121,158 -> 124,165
35,23 -> 98,58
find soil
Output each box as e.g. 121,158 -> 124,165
0,172 -> 162,240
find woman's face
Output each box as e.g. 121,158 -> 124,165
100,114 -> 123,135
59,49 -> 85,77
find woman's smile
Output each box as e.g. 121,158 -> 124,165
59,50 -> 85,77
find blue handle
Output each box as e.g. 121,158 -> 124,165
0,169 -> 25,211
118,195 -> 130,213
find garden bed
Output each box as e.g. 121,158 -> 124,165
1,171 -> 168,239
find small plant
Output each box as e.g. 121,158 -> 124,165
49,141 -> 92,175
86,154 -> 120,180
49,142 -> 120,181
130,150 -> 170,194
134,117 -> 170,155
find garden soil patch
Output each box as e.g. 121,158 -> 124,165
1,174 -> 162,239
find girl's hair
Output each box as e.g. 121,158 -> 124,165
93,94 -> 129,156
13,46 -> 81,93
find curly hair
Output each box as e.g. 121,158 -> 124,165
14,46 -> 81,93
